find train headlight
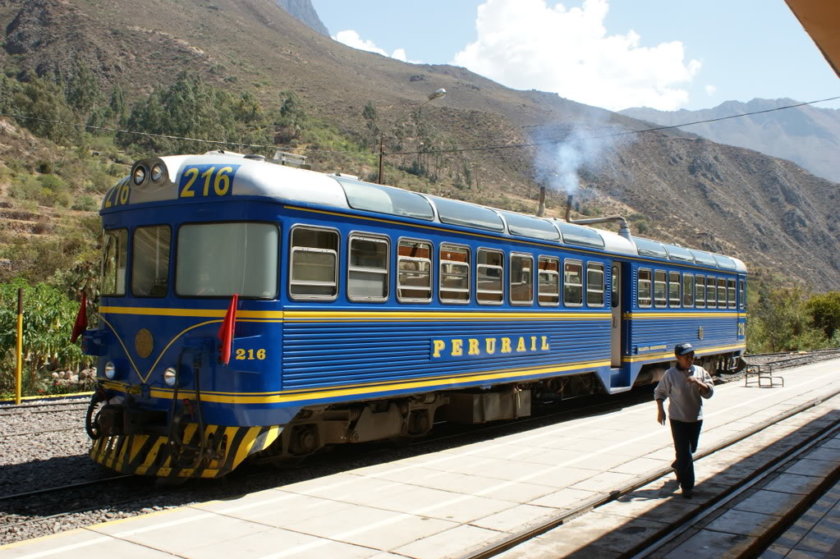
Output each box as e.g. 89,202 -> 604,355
163,367 -> 177,387
132,164 -> 147,185
150,163 -> 165,183
104,361 -> 116,380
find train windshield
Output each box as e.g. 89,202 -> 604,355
176,222 -> 279,298
102,229 -> 128,296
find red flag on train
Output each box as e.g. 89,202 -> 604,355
70,292 -> 87,343
218,294 -> 239,365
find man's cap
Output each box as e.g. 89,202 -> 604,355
675,342 -> 695,356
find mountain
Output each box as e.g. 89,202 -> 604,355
0,0 -> 837,291
620,99 -> 840,184
275,0 -> 329,36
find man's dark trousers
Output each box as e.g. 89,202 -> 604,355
670,419 -> 703,491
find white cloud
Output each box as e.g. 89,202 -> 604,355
333,30 -> 410,62
705,84 -> 717,96
452,0 -> 701,111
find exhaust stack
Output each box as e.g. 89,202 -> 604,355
565,195 -> 633,242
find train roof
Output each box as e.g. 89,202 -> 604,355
109,152 -> 746,273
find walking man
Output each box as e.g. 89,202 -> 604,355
654,343 -> 714,498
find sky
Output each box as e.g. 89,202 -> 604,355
310,0 -> 840,112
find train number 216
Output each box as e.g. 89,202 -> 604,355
236,348 -> 267,361
179,165 -> 239,198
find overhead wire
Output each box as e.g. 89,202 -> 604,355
1,95 -> 838,157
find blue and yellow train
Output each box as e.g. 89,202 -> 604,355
82,151 -> 747,478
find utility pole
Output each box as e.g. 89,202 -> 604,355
378,135 -> 385,183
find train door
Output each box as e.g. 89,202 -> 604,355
610,263 -> 623,367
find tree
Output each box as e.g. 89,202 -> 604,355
116,72 -> 273,154
10,77 -> 79,144
275,90 -> 306,144
64,61 -> 102,123
750,285 -> 825,352
805,291 -> 840,340
362,101 -> 379,149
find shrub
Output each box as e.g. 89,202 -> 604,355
0,279 -> 93,397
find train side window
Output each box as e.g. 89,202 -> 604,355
611,265 -> 619,309
440,243 -> 470,303
668,271 -> 681,308
102,228 -> 128,296
132,225 -> 171,297
695,275 -> 706,308
538,256 -> 560,306
739,279 -> 746,310
348,234 -> 389,302
477,248 -> 504,305
705,276 -> 716,308
564,259 -> 583,307
586,262 -> 606,307
717,278 -> 727,309
654,270 -> 667,308
289,226 -> 339,300
727,279 -> 736,309
510,253 -> 534,305
586,262 -> 605,306
637,268 -> 652,308
397,238 -> 432,303
683,274 -> 695,307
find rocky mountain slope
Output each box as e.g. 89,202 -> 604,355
0,0 -> 837,291
621,99 -> 840,184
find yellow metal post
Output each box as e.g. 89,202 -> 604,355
15,288 -> 23,405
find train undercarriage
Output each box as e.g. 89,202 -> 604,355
86,354 -> 741,477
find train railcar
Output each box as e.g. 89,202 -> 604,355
81,152 -> 747,478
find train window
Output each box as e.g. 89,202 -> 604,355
739,279 -> 746,310
440,243 -> 470,303
727,279 -> 736,309
705,276 -> 716,308
178,222 -> 278,298
510,253 -> 534,305
683,274 -> 695,307
132,225 -> 171,297
637,268 -> 652,308
717,278 -> 727,309
289,227 -> 339,300
102,229 -> 128,296
397,239 -> 432,303
348,235 -> 389,302
477,248 -> 504,305
611,265 -> 619,309
538,256 -> 560,306
668,271 -> 681,308
586,262 -> 605,306
654,270 -> 667,308
564,260 -> 583,307
695,275 -> 706,308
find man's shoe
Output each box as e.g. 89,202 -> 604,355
682,489 -> 693,499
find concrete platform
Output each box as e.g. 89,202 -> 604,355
2,358 -> 839,559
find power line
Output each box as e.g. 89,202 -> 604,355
388,95 -> 840,156
2,95 -> 838,158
